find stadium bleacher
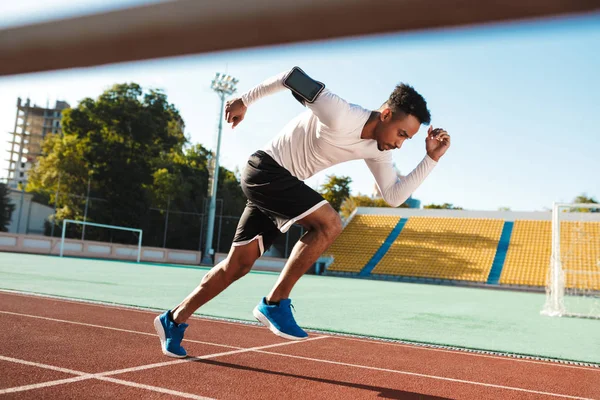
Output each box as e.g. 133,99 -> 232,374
373,217 -> 504,282
324,208 -> 600,290
500,220 -> 551,287
561,221 -> 600,291
325,214 -> 400,273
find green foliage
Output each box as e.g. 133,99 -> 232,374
573,194 -> 598,204
319,175 -> 352,212
424,203 -> 463,210
29,84 -> 185,231
0,183 -> 15,231
572,193 -> 599,213
339,194 -> 411,220
340,194 -> 386,219
28,83 -> 246,250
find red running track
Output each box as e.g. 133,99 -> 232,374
0,291 -> 598,399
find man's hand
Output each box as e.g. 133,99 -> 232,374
425,126 -> 451,162
225,98 -> 247,129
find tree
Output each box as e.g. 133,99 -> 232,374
339,194 -> 387,219
0,183 -> 15,232
319,175 -> 352,212
141,144 -> 246,249
27,83 -> 247,250
572,193 -> 599,213
147,143 -> 245,215
424,203 -> 463,210
573,194 -> 598,204
339,193 -> 412,219
29,84 -> 187,229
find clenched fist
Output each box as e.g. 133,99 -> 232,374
426,126 -> 451,162
225,98 -> 247,129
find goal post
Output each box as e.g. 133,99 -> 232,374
60,219 -> 143,263
542,203 -> 600,319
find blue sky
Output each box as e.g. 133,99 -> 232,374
1,2 -> 599,212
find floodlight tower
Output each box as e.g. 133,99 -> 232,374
202,73 -> 238,264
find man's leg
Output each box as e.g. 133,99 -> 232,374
267,203 -> 342,302
171,240 -> 261,324
252,203 -> 341,340
154,241 -> 260,358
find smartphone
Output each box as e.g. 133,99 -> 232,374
283,67 -> 325,104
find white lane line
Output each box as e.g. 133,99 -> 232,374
0,355 -> 87,376
2,289 -> 598,371
89,338 -> 329,398
0,310 -> 242,349
2,325 -> 593,400
0,372 -> 212,399
95,376 -> 214,400
98,335 -> 329,377
5,304 -> 597,374
0,355 -> 93,395
332,336 -> 600,372
0,337 -> 327,396
0,376 -> 92,395
0,289 -> 265,329
95,359 -> 190,376
5,306 -> 597,375
255,350 -> 595,400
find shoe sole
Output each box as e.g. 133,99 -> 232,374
252,307 -> 308,341
153,316 -> 187,359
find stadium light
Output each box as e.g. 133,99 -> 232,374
202,73 -> 238,264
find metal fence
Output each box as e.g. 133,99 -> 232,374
6,185 -> 305,258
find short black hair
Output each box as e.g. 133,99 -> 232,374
387,83 -> 431,125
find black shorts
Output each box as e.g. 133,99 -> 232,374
232,151 -> 328,254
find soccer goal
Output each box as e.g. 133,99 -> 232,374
60,219 -> 143,263
542,203 -> 600,319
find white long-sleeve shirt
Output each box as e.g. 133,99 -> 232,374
240,69 -> 437,207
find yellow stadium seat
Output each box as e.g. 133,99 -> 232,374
372,217 -> 504,282
326,214 -> 599,288
500,220 -> 600,289
560,221 -> 600,291
324,215 -> 400,273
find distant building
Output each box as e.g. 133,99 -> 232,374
372,162 -> 421,208
6,98 -> 70,188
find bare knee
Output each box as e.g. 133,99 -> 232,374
228,258 -> 255,281
303,206 -> 342,242
326,214 -> 343,240
223,243 -> 259,282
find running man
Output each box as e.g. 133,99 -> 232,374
155,67 -> 451,358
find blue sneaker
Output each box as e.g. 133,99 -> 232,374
253,298 -> 308,340
154,310 -> 188,358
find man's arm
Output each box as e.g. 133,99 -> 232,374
239,70 -> 288,107
366,127 -> 451,207
365,154 -> 437,208
224,69 -> 288,128
225,67 -> 348,129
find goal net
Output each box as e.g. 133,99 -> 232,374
542,203 -> 600,319
59,219 -> 143,263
